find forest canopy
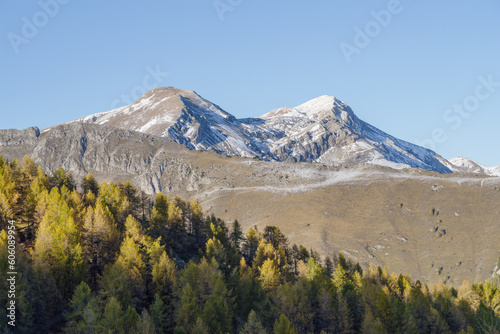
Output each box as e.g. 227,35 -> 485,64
0,155 -> 499,333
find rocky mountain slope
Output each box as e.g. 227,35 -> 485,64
54,87 -> 452,173
1,123 -> 500,286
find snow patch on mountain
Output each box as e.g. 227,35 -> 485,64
448,157 -> 500,177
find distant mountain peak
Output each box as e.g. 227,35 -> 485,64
295,95 -> 338,113
258,95 -> 360,131
59,87 -> 453,173
448,157 -> 500,176
142,86 -> 196,98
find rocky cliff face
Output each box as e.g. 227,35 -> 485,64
1,123 -> 195,194
0,126 -> 40,147
55,87 -> 452,173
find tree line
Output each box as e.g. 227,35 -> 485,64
0,155 -> 499,333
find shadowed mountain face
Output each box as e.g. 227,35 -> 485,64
1,122 -> 499,286
55,87 -> 452,173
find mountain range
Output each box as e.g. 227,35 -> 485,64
48,87 -> 463,174
43,86 -> 498,175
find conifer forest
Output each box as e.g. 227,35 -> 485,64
1,155 -> 499,333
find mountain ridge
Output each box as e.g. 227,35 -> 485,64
52,86 -> 453,173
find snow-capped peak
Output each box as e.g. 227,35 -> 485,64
295,95 -> 337,113
449,157 -> 487,170
259,95 -> 353,121
448,157 -> 500,176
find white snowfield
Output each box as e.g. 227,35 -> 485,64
52,86 -> 496,176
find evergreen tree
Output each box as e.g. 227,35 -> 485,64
64,281 -> 99,334
98,262 -> 134,308
150,293 -> 170,334
98,296 -> 139,334
230,220 -> 244,250
81,174 -> 99,197
83,201 -> 120,285
30,166 -> 50,201
241,310 -> 267,334
289,244 -> 300,274
298,245 -> 310,262
273,314 -> 297,334
263,225 -> 288,251
151,251 -> 177,297
235,257 -> 267,328
149,193 -> 169,239
1,230 -> 55,332
98,181 -> 132,227
337,292 -> 355,334
188,198 -> 206,247
324,256 -> 334,278
316,288 -> 337,333
176,283 -> 199,333
116,236 -> 147,307
31,187 -> 87,299
192,317 -> 210,334
260,258 -> 281,292
272,278 -> 315,333
361,310 -> 388,334
476,302 -> 500,334
50,166 -> 76,191
402,314 -> 419,334
177,258 -> 234,333
119,181 -> 141,215
200,277 -> 233,334
242,226 -> 262,264
0,160 -> 20,230
151,251 -> 177,331
135,309 -> 156,334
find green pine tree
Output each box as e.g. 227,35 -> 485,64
241,310 -> 267,334
273,314 -> 297,334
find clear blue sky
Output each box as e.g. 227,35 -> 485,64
1,0 -> 499,165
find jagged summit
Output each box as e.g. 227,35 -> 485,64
58,87 -> 452,173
